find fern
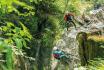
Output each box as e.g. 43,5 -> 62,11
6,47 -> 13,70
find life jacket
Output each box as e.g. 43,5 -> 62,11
53,50 -> 64,59
64,13 -> 74,21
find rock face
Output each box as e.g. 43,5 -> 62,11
52,7 -> 104,70
51,29 -> 80,70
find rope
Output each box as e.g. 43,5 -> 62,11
58,0 -> 70,25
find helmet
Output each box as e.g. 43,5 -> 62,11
65,11 -> 69,14
53,47 -> 58,50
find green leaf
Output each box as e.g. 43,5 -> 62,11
0,41 -> 8,52
4,38 -> 13,45
22,39 -> 27,47
6,22 -> 15,28
15,27 -> 21,33
1,65 -> 8,70
2,26 -> 8,31
6,47 -> 13,70
14,38 -> 22,49
14,0 -> 33,10
5,33 -> 13,36
0,41 -> 5,51
20,30 -> 25,36
19,22 -> 32,39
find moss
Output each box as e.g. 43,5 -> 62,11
88,35 -> 104,43
87,58 -> 104,70
77,32 -> 104,66
77,32 -> 88,66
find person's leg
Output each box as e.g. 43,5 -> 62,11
67,23 -> 69,31
71,21 -> 76,29
66,22 -> 69,31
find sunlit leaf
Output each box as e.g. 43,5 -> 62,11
14,38 -> 22,49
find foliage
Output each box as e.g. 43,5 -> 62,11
0,0 -> 32,70
0,22 -> 32,70
0,0 -> 33,14
0,0 -> 103,70
0,22 -> 32,48
87,58 -> 104,70
88,35 -> 104,42
0,39 -> 13,70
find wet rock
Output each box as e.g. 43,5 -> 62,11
52,7 -> 104,70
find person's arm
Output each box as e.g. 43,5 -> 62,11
64,15 -> 67,21
68,13 -> 75,21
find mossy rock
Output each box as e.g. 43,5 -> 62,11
77,32 -> 104,66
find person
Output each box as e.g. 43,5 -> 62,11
94,4 -> 101,10
64,11 -> 76,30
52,47 -> 66,60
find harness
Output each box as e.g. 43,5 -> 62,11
64,13 -> 74,21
